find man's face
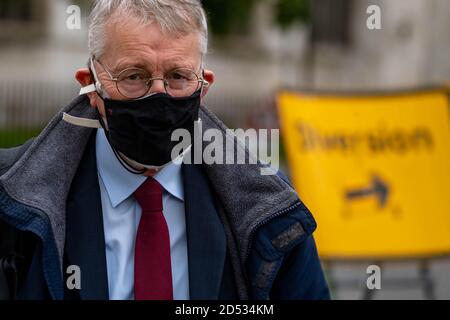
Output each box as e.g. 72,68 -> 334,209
77,14 -> 214,116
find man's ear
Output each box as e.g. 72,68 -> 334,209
201,69 -> 215,98
75,68 -> 97,108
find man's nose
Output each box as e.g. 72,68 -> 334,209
149,78 -> 167,94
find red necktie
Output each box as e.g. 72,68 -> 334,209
133,178 -> 173,300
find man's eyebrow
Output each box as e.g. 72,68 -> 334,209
112,61 -> 152,73
163,60 -> 196,71
111,59 -> 198,73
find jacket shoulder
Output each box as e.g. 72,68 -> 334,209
0,139 -> 35,176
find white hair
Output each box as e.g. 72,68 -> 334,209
88,0 -> 208,58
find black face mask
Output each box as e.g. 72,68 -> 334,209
98,90 -> 201,170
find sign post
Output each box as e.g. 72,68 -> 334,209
278,88 -> 450,298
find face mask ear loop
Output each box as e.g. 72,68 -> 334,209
88,60 -> 104,99
112,146 -> 147,176
96,108 -> 146,175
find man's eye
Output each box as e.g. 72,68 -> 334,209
170,72 -> 187,80
127,74 -> 144,81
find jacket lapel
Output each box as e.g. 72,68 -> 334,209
182,163 -> 227,300
64,131 -> 109,300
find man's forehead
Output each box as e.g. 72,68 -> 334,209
102,19 -> 201,71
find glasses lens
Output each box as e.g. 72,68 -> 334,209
165,69 -> 200,97
117,68 -> 151,99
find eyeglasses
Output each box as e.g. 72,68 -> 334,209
92,58 -> 209,99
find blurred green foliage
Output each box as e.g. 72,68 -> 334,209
202,0 -> 257,35
202,0 -> 310,35
0,128 -> 41,148
274,0 -> 310,30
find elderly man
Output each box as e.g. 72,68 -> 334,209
0,0 -> 329,300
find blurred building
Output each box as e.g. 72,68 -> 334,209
246,0 -> 450,89
205,0 -> 450,126
308,0 -> 450,90
0,0 -> 89,128
0,0 -> 48,43
0,0 -> 449,126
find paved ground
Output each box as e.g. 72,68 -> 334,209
324,258 -> 450,300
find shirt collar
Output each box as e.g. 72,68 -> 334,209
95,129 -> 184,208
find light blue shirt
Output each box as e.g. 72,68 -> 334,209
95,129 -> 190,300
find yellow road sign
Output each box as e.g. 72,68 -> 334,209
278,89 -> 450,259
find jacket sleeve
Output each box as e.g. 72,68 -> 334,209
270,235 -> 331,300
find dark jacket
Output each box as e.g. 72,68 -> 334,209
0,95 -> 330,300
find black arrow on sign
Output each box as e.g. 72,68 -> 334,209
345,176 -> 390,208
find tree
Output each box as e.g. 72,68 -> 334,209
202,0 -> 310,35
274,0 -> 310,30
202,0 -> 257,35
